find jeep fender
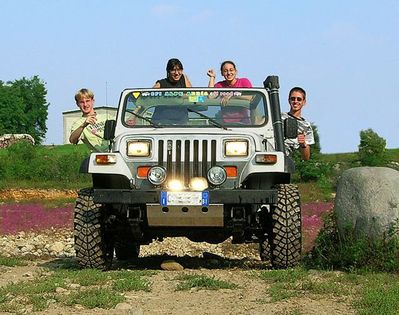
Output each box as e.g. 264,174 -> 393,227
239,151 -> 293,182
81,152 -> 135,186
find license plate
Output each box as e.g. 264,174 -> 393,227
160,191 -> 209,206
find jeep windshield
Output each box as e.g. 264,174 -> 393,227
122,89 -> 267,128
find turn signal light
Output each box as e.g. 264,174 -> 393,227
137,166 -> 151,178
95,154 -> 117,165
255,154 -> 277,164
224,166 -> 238,178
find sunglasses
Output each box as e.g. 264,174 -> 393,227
289,97 -> 303,102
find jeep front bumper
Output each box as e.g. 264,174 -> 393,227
93,189 -> 277,205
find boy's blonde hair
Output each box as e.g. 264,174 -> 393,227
75,88 -> 94,104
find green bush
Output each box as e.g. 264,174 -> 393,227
304,211 -> 399,272
1,141 -> 38,180
291,123 -> 334,183
294,159 -> 332,182
0,143 -> 90,188
358,128 -> 388,166
310,123 -> 321,155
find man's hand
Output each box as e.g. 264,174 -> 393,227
298,133 -> 307,148
298,133 -> 311,160
69,113 -> 97,145
83,114 -> 97,127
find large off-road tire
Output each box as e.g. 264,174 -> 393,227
74,188 -> 113,270
259,184 -> 302,268
259,238 -> 271,262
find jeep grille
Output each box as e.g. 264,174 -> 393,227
157,139 -> 217,185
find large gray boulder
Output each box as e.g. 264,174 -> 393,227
334,167 -> 399,242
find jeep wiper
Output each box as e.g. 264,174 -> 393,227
126,109 -> 162,128
187,108 -> 228,130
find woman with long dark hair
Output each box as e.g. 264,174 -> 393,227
153,58 -> 192,88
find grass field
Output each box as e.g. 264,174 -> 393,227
1,145 -> 399,314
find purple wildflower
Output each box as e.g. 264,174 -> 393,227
0,203 -> 73,235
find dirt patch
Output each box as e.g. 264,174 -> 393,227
0,190 -> 343,314
0,257 -> 355,315
0,189 -> 77,202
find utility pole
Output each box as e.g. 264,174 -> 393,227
105,81 -> 108,106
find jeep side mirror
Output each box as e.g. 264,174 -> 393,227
104,120 -> 116,140
284,117 -> 298,139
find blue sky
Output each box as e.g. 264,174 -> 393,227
1,0 -> 398,153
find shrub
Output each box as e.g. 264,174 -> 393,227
1,141 -> 36,179
0,143 -> 90,187
291,123 -> 333,183
357,128 -> 388,166
294,159 -> 332,182
303,211 -> 399,272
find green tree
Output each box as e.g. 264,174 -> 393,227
310,123 -> 321,156
0,76 -> 49,144
358,128 -> 388,166
0,82 -> 27,134
292,123 -> 330,181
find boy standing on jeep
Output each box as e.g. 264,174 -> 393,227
282,87 -> 314,161
69,88 -> 111,152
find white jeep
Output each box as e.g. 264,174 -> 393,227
74,76 -> 301,269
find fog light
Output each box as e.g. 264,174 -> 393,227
207,166 -> 227,185
167,179 -> 184,191
189,177 -> 208,191
147,166 -> 167,185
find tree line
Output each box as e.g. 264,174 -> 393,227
0,76 -> 48,144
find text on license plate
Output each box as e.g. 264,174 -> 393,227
160,191 -> 209,206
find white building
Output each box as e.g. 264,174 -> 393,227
62,106 -> 117,144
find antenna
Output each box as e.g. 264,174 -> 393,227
105,81 -> 108,106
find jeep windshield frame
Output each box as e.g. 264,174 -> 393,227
121,88 -> 268,128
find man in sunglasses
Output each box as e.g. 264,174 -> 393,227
282,87 -> 314,161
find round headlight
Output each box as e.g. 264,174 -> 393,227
207,166 -> 227,186
148,166 -> 167,185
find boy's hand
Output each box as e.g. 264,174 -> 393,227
83,114 -> 97,127
298,133 -> 307,148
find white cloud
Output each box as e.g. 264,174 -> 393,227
151,4 -> 180,17
189,9 -> 215,23
324,21 -> 360,43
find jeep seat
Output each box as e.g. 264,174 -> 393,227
152,106 -> 188,125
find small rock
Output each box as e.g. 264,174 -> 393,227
55,287 -> 68,294
23,272 -> 33,278
115,302 -> 132,310
51,241 -> 65,253
69,283 -> 81,290
160,260 -> 184,271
